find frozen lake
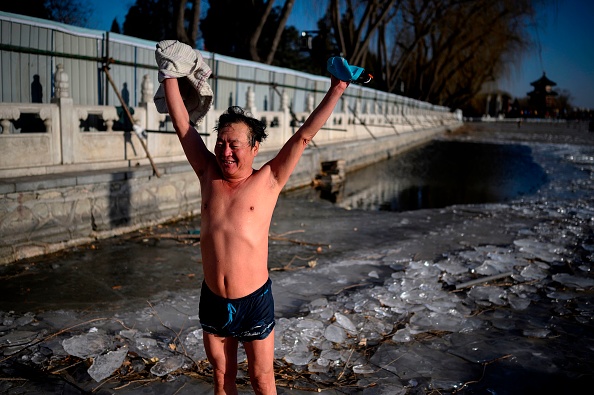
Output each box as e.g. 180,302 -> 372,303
1,121 -> 593,394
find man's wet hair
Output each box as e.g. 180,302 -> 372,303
215,106 -> 268,146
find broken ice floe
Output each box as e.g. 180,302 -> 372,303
88,348 -> 128,382
2,190 -> 593,388
61,331 -> 112,359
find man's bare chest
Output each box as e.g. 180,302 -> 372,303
202,177 -> 275,215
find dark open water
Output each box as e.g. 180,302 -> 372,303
290,139 -> 549,212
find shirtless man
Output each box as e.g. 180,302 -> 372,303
163,73 -> 348,394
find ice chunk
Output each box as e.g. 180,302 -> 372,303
284,351 -> 313,366
468,286 -> 507,306
340,349 -> 365,365
30,347 -> 52,365
320,349 -> 341,361
324,324 -> 346,343
317,307 -> 335,320
377,293 -> 403,308
392,326 -> 412,343
135,337 -> 157,350
0,330 -> 39,345
352,364 -> 374,374
424,299 -> 460,315
473,260 -> 506,276
435,260 -> 468,275
119,329 -> 139,340
552,273 -> 594,289
545,290 -> 577,301
334,312 -> 357,334
150,355 -> 185,377
409,311 -> 465,333
399,289 -> 431,303
354,298 -> 382,314
183,328 -> 207,361
523,328 -> 550,338
296,318 -> 325,330
520,264 -> 549,281
308,297 -> 329,308
88,348 -> 128,382
15,314 -> 35,327
308,359 -> 329,373
514,239 -> 561,263
62,332 -> 111,358
359,316 -> 389,344
430,378 -> 468,392
133,337 -> 168,359
507,295 -> 531,310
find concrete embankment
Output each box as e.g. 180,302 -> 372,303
0,124 -> 455,265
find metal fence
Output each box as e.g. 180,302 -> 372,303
0,11 -> 450,115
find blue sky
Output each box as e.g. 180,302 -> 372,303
88,0 -> 593,109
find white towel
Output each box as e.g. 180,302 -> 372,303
154,40 -> 213,125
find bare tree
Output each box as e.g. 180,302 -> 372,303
368,0 -> 539,109
249,0 -> 276,62
248,0 -> 296,64
202,0 -> 295,63
175,0 -> 201,47
2,0 -> 91,27
264,0 -> 295,64
329,0 -> 398,66
46,0 -> 91,26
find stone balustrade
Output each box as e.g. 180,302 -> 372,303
0,64 -> 463,265
0,64 -> 462,179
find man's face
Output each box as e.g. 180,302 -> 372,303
214,122 -> 259,180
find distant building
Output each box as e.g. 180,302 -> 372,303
527,72 -> 558,118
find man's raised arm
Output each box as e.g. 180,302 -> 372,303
266,75 -> 349,188
163,78 -> 213,177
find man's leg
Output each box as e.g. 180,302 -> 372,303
243,330 -> 277,395
203,332 -> 239,395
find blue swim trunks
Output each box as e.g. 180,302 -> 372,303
199,278 -> 275,342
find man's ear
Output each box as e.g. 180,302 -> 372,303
252,141 -> 260,156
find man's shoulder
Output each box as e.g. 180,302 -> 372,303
248,165 -> 280,190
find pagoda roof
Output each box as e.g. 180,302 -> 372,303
530,72 -> 557,87
527,89 -> 558,97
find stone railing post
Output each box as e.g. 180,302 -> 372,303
280,89 -> 290,140
139,74 -> 161,131
51,64 -> 75,164
246,86 -> 257,115
306,93 -> 314,112
54,64 -> 70,99
140,74 -> 153,105
281,90 -> 289,111
0,107 -> 19,134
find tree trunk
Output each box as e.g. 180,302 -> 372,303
176,0 -> 201,47
264,0 -> 295,64
249,0 -> 275,62
329,0 -> 397,66
188,0 -> 201,46
175,0 -> 189,45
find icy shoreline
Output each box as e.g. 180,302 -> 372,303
1,123 -> 593,394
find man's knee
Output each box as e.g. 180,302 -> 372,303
249,365 -> 276,394
250,374 -> 276,394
